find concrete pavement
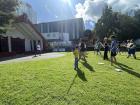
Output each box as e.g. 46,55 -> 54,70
0,53 -> 65,64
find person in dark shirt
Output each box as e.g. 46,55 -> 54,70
79,41 -> 86,61
110,36 -> 118,65
104,43 -> 109,60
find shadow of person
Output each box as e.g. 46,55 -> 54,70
81,61 -> 95,72
136,58 -> 140,60
77,68 -> 87,81
67,68 -> 87,94
67,74 -> 77,94
114,62 -> 140,78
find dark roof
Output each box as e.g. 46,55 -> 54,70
37,18 -> 84,25
16,13 -> 45,41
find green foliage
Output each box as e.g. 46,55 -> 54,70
84,29 -> 93,39
94,6 -> 140,41
0,0 -> 18,33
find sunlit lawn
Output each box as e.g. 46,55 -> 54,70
0,52 -> 140,105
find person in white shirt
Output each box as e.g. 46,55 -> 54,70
35,42 -> 41,56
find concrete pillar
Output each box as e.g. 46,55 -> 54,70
76,21 -> 79,39
31,40 -> 34,51
36,40 -> 38,50
47,24 -> 50,33
40,40 -> 43,51
72,23 -> 75,39
8,36 -> 12,52
61,23 -> 63,33
25,39 -> 31,52
41,24 -> 43,33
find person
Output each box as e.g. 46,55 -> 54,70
73,46 -> 79,70
35,42 -> 41,56
126,40 -> 131,57
84,42 -> 88,57
117,41 -> 121,54
103,43 -> 109,60
94,40 -> 103,55
127,39 -> 136,59
79,41 -> 86,61
121,41 -> 127,53
110,36 -> 118,65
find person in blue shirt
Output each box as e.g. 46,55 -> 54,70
110,36 -> 118,65
127,39 -> 136,59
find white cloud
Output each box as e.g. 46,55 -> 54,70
75,0 -> 140,23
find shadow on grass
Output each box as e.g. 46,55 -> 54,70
81,61 -> 95,72
67,68 -> 87,94
67,74 -> 77,94
114,62 -> 140,78
136,58 -> 140,60
76,68 -> 87,81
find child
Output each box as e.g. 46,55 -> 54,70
104,43 -> 109,60
73,46 -> 79,70
79,41 -> 86,61
110,36 -> 118,66
95,40 -> 102,55
127,40 -> 136,59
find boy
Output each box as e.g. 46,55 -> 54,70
127,40 -> 136,59
73,46 -> 79,70
95,40 -> 103,55
110,36 -> 117,65
79,41 -> 86,61
104,43 -> 109,60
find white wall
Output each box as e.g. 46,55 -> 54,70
42,32 -> 70,41
25,39 -> 31,51
62,33 -> 69,41
42,32 -> 60,40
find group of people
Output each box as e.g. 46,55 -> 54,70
73,36 -> 137,70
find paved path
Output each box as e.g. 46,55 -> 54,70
0,53 -> 65,64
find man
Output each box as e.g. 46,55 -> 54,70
79,41 -> 86,61
35,42 -> 41,56
110,36 -> 118,65
95,40 -> 103,55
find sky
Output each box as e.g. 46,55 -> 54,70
23,0 -> 140,30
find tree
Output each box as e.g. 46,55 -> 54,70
94,5 -> 140,41
134,9 -> 140,39
0,0 -> 18,33
94,6 -> 120,39
84,29 -> 93,38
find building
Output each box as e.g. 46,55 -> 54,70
0,1 -> 45,57
36,18 -> 85,41
36,18 -> 85,51
42,32 -> 71,51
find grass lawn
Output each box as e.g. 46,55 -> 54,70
0,52 -> 140,105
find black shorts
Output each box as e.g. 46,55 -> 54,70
111,52 -> 117,57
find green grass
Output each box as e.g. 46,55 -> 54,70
0,52 -> 140,105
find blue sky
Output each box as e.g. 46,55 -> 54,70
23,0 -> 140,30
23,0 -> 94,30
23,0 -> 84,22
